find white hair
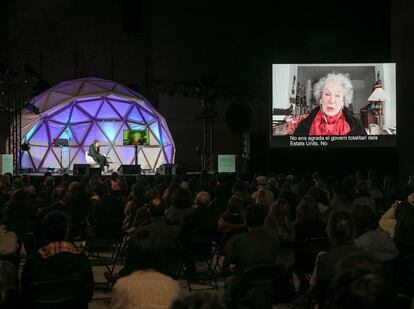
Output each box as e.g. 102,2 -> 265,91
313,72 -> 353,106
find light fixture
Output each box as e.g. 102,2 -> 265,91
368,72 -> 389,132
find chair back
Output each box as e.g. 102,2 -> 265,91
85,152 -> 95,165
24,278 -> 87,309
295,237 -> 330,272
396,255 -> 414,298
233,264 -> 287,309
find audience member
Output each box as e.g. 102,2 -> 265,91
329,253 -> 397,309
21,211 -> 94,304
251,176 -> 274,208
225,204 -> 279,298
311,210 -> 365,307
165,188 -> 193,225
111,230 -> 179,309
352,204 -> 398,262
294,195 -> 327,242
1,189 -> 38,253
180,191 -> 218,280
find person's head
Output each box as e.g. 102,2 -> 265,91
327,210 -> 355,247
254,189 -> 267,207
296,195 -> 320,222
245,204 -> 266,229
39,210 -> 72,244
356,181 -> 370,196
126,229 -> 160,271
131,131 -> 141,141
268,198 -> 290,220
332,253 -> 396,309
148,198 -> 165,218
110,172 -> 118,182
194,191 -> 210,207
52,187 -> 66,202
93,140 -> 100,147
265,198 -> 291,236
407,192 -> 414,206
172,187 -> 192,209
227,196 -> 244,214
314,72 -> 353,117
352,204 -> 378,237
256,176 -> 267,187
170,291 -> 227,309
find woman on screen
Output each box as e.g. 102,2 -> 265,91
293,73 -> 366,136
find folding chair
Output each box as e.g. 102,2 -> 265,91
24,278 -> 88,309
176,239 -> 218,292
227,263 -> 288,309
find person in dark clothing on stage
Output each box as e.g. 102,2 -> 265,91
88,140 -> 108,171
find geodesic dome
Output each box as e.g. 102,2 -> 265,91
21,77 -> 175,172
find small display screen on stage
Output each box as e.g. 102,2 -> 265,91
123,130 -> 150,146
270,63 -> 396,148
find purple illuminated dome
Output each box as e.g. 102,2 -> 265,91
21,77 -> 175,172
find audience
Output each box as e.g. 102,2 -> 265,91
0,169 -> 413,308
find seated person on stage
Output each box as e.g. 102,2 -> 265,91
111,229 -> 179,309
88,140 -> 108,171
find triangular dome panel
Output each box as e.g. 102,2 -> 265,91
47,122 -> 64,142
43,149 -> 61,169
69,148 -> 83,165
127,106 -> 145,123
106,148 -> 119,164
47,92 -> 74,107
54,81 -> 82,96
29,123 -> 49,145
127,122 -> 146,131
83,122 -> 109,146
109,100 -> 131,118
21,151 -> 34,170
114,145 -> 135,165
49,106 -> 72,124
164,145 -> 174,163
137,150 -> 150,170
160,124 -> 171,145
138,107 -> 156,123
97,121 -> 123,144
77,100 -> 103,118
78,81 -> 110,96
149,122 -> 160,144
70,106 -> 91,123
142,148 -> 161,170
96,101 -> 119,119
69,123 -> 92,145
29,146 -> 48,169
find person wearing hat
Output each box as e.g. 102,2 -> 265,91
251,176 -> 274,208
